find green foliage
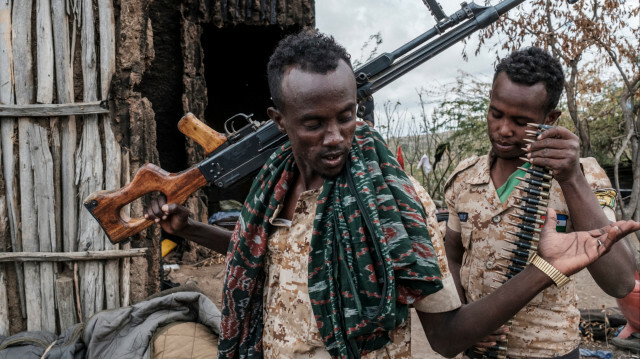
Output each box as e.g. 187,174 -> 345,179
575,84 -> 632,167
378,72 -> 491,205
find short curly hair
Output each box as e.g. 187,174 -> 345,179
267,29 -> 352,111
494,47 -> 564,113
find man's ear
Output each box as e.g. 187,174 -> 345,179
545,109 -> 561,125
267,107 -> 286,134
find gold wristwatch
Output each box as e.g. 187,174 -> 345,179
528,252 -> 570,288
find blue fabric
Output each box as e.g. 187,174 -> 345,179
579,348 -> 613,359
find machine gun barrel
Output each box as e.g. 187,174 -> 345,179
355,0 -> 526,118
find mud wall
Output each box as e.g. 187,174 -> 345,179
110,0 -> 315,290
112,0 -> 160,299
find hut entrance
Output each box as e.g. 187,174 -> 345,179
202,25 -> 288,131
200,25 -> 302,209
137,0 -> 309,274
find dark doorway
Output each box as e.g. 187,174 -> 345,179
201,24 -> 301,130
139,0 -> 186,173
200,24 -> 301,210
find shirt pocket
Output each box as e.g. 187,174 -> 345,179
458,222 -> 473,298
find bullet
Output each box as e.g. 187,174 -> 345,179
517,167 -> 553,181
507,230 -> 540,242
525,129 -> 543,137
505,239 -> 538,251
508,221 -> 542,233
509,213 -> 544,225
514,204 -> 546,216
503,247 -> 531,258
527,123 -> 554,130
500,254 -> 528,267
516,185 -> 549,199
516,176 -> 551,190
514,195 -> 549,207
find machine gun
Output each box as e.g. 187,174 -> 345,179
85,0 -> 528,244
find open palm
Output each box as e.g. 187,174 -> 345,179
537,208 -> 640,276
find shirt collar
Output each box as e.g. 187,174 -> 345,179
466,150 -> 494,185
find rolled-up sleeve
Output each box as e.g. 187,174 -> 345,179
409,176 -> 462,313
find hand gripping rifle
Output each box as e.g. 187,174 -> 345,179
84,0 -> 527,244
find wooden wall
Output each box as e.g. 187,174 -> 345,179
0,0 -> 315,334
0,0 -> 149,334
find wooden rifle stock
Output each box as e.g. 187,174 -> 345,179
83,113 -> 227,244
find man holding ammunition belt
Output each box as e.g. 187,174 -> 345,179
145,33 -> 638,358
444,47 -> 636,359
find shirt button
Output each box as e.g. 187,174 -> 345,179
492,215 -> 501,223
486,261 -> 494,269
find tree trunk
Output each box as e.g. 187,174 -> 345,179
564,60 -> 591,157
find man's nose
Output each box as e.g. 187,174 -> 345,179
324,122 -> 343,145
497,119 -> 513,137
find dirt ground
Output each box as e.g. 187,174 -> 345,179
167,262 -> 638,358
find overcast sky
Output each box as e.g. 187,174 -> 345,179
315,0 -> 513,117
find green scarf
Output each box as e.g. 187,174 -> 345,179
219,123 -> 443,359
496,162 -> 531,203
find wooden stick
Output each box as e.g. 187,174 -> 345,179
0,268 -> 8,335
0,248 -> 148,262
78,0 -> 104,320
99,0 -> 119,310
52,0 -> 78,256
50,117 -> 63,258
13,0 -> 42,331
0,0 -> 26,322
73,263 -> 82,323
120,150 -> 131,307
55,276 -> 76,330
103,118 -> 121,309
98,0 -> 115,100
0,119 -> 8,335
35,0 -> 57,332
36,0 -> 54,104
0,101 -> 109,117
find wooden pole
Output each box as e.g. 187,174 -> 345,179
36,0 -> 57,333
0,101 -> 110,117
98,0 -> 115,102
36,0 -> 54,104
13,0 -> 42,331
0,114 -> 8,335
120,150 -> 131,307
51,0 -> 78,258
0,0 -> 26,323
99,0 -> 120,310
0,268 -> 7,335
30,127 -> 57,333
0,248 -> 148,262
103,120 -> 121,309
55,276 -> 76,330
77,0 -> 104,320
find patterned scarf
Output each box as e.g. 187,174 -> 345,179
218,123 -> 443,359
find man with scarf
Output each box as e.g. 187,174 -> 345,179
145,30 -> 640,359
443,47 -> 636,358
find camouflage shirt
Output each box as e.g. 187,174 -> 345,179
444,152 -> 615,359
262,176 -> 461,358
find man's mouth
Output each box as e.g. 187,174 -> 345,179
322,151 -> 345,167
494,141 -> 515,151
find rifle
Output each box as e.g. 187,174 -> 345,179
85,0 -> 527,244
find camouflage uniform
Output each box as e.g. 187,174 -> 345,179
444,152 -> 616,359
262,176 -> 461,358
